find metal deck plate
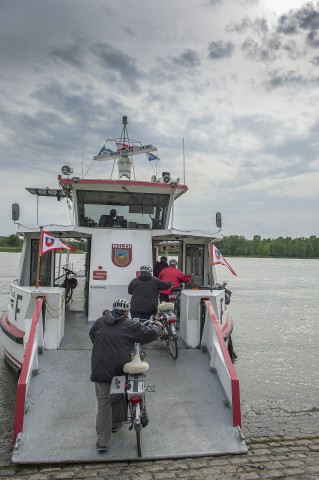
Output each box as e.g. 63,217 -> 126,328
12,341 -> 247,464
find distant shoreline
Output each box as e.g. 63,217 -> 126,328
1,248 -> 318,259
0,247 -> 22,253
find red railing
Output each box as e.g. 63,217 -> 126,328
204,299 -> 241,428
13,297 -> 44,442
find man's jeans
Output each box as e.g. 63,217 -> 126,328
95,382 -> 112,447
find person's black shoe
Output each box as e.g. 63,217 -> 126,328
96,442 -> 109,453
112,422 -> 123,433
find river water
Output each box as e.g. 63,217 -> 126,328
0,253 -> 318,463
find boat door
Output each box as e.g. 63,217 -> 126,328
185,244 -> 205,286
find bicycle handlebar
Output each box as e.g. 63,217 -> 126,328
62,267 -> 75,275
171,286 -> 182,292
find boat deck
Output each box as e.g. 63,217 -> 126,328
12,312 -> 247,464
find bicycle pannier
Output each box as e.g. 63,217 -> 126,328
110,375 -> 128,423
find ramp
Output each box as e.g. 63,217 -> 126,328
12,341 -> 247,464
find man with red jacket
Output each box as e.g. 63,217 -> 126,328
158,259 -> 192,302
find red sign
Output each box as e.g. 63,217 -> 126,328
112,244 -> 132,267
93,265 -> 107,280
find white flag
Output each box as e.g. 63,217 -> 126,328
209,243 -> 237,276
40,231 -> 75,256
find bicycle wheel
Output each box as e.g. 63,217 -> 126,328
168,336 -> 178,359
136,429 -> 142,457
65,287 -> 73,305
133,404 -> 143,457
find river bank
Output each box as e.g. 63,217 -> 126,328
0,435 -> 318,479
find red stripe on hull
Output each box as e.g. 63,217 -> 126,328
3,347 -> 23,372
221,316 -> 233,340
0,313 -> 25,344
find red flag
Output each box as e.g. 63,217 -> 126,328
40,231 -> 75,256
116,142 -> 134,151
209,243 -> 237,276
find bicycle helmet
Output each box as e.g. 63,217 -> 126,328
112,298 -> 130,312
169,259 -> 178,266
140,265 -> 152,273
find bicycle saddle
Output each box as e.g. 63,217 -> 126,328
158,302 -> 174,312
123,353 -> 149,374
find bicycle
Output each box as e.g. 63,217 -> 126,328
154,303 -> 179,359
55,267 -> 78,305
169,286 -> 182,330
123,343 -> 151,457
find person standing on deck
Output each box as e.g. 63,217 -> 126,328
158,259 -> 193,302
153,256 -> 168,277
89,298 -> 161,453
128,265 -> 173,320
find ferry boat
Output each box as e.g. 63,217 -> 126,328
0,116 -> 246,463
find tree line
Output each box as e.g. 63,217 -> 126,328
0,235 -> 86,253
218,235 -> 319,258
1,234 -> 319,258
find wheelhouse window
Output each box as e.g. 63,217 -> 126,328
185,244 -> 205,286
77,190 -> 170,229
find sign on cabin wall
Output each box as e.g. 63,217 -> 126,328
112,243 -> 133,267
159,244 -> 180,255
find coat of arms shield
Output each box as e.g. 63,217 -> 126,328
112,243 -> 132,267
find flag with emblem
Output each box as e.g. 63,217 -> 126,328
209,243 -> 237,276
40,231 -> 75,256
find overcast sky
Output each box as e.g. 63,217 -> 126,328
0,0 -> 318,238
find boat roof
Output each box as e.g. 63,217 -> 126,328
16,225 -> 221,241
59,178 -> 188,200
151,229 -> 222,241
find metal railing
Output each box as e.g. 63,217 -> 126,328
203,299 -> 241,428
13,297 -> 44,442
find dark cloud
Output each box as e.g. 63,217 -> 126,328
170,49 -> 201,68
263,134 -> 318,174
208,40 -> 235,59
236,0 -> 259,8
264,69 -> 319,90
311,55 -> 319,65
241,35 -> 281,62
282,39 -> 305,60
277,2 -> 319,35
90,42 -> 141,85
206,0 -> 223,6
31,82 -> 107,123
307,30 -> 319,47
48,43 -> 85,69
226,16 -> 268,35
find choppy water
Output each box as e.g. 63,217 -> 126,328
0,253 -> 318,464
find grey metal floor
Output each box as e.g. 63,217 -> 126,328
12,312 -> 247,464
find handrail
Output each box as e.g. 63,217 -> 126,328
13,297 -> 44,442
203,299 -> 241,428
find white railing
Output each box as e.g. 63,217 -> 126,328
202,299 -> 241,427
13,297 -> 44,442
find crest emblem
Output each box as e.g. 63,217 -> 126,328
112,243 -> 132,267
45,236 -> 54,247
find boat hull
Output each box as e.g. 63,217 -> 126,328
0,313 -> 24,372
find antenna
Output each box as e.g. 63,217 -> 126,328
82,152 -> 84,178
183,137 -> 186,185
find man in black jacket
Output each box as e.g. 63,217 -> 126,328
153,256 -> 168,277
89,298 -> 161,453
128,265 -> 173,320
